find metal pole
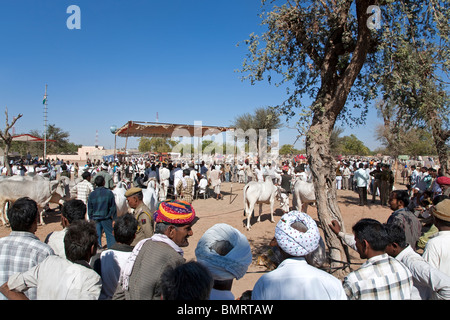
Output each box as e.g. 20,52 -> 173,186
43,84 -> 48,162
114,134 -> 117,161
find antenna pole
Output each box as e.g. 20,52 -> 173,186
43,84 -> 48,162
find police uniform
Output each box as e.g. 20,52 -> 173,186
125,188 -> 154,246
132,202 -> 154,246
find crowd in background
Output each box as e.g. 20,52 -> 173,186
0,152 -> 449,300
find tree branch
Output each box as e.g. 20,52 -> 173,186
0,107 -> 23,143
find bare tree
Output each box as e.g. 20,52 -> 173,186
0,107 -> 23,175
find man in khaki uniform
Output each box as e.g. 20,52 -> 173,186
176,169 -> 194,203
125,188 -> 154,246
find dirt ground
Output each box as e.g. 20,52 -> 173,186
0,181 -> 396,299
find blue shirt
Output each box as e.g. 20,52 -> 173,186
88,187 -> 117,221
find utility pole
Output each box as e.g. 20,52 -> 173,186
43,84 -> 48,162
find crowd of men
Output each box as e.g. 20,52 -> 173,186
0,152 -> 449,300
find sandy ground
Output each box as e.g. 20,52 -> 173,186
0,181 -> 395,299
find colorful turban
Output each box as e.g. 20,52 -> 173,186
436,176 -> 450,186
153,200 -> 196,225
195,223 -> 252,280
275,211 -> 320,257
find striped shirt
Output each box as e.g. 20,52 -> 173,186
0,231 -> 55,300
343,253 -> 413,300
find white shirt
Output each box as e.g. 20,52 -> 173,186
396,245 -> 450,300
210,169 -> 221,187
99,249 -> 133,300
342,167 -> 351,178
8,255 -> 101,300
411,169 -> 420,187
173,169 -> 183,195
255,168 -> 264,182
252,257 -> 347,300
423,230 -> 450,277
159,167 -> 170,182
198,178 -> 208,192
189,169 -> 198,183
354,168 -> 370,187
46,229 -> 68,259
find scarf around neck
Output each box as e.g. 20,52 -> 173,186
119,234 -> 183,290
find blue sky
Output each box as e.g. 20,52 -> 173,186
0,0 -> 383,151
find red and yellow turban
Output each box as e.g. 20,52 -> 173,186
153,200 -> 196,225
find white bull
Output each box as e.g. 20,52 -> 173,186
112,182 -> 129,217
243,177 -> 279,230
0,177 -> 66,226
54,176 -> 81,204
112,183 -> 157,217
142,186 -> 158,214
293,179 -> 316,212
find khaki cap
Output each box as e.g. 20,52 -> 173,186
125,187 -> 142,198
432,199 -> 450,222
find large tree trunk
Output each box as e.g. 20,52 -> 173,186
428,113 -> 450,176
435,138 -> 449,176
306,116 -> 350,276
304,0 -> 375,276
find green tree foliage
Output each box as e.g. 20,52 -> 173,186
173,140 -> 240,156
231,106 -> 282,155
138,137 -> 177,153
376,1 -> 450,173
7,124 -> 81,157
279,144 -> 303,155
232,106 -> 282,133
329,127 -> 371,156
329,127 -> 344,156
376,124 -> 437,157
340,134 -> 371,156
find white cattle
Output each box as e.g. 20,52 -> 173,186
0,177 -> 66,226
143,178 -> 159,195
57,176 -> 82,203
243,177 -> 279,230
142,186 -> 158,214
293,179 -> 316,212
112,183 -> 129,217
111,182 -> 157,217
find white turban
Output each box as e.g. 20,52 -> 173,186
195,223 -> 252,280
275,211 -> 320,257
